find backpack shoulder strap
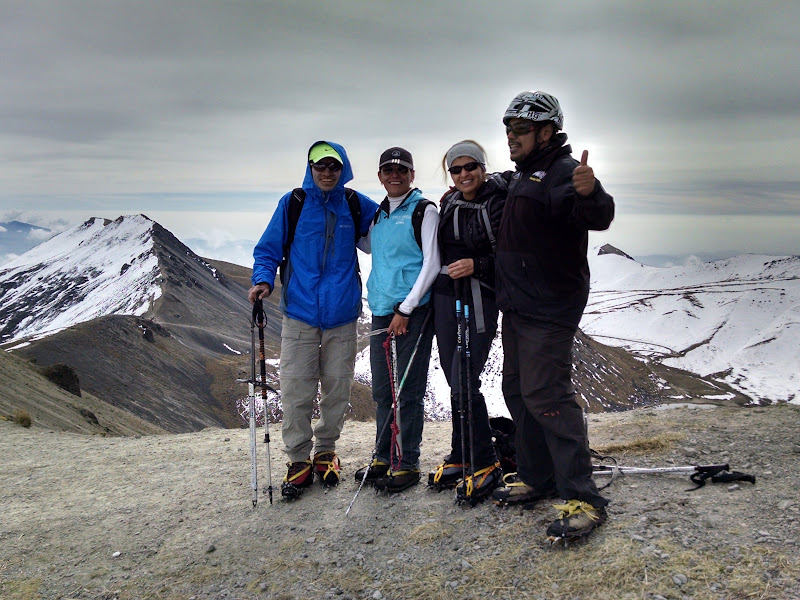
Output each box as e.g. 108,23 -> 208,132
285,188 -> 306,254
280,188 -> 306,284
343,187 -> 361,241
412,198 -> 435,249
446,194 -> 497,253
373,198 -> 391,226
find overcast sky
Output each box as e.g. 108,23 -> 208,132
2,1 -> 799,267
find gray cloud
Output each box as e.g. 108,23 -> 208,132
1,0 -> 799,256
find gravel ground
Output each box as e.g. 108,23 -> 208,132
2,403 -> 799,600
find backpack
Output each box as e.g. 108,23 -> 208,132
489,416 -> 517,475
280,187 -> 362,284
440,189 -> 497,254
373,194 -> 434,249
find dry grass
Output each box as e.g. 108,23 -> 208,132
406,519 -> 457,545
330,501 -> 800,600
371,533 -> 800,600
12,409 -> 32,428
0,578 -> 42,600
596,432 -> 685,455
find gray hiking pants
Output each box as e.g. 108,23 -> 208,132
280,316 -> 357,463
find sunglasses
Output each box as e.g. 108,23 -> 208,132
380,165 -> 410,175
447,161 -> 483,175
505,123 -> 536,136
311,161 -> 342,173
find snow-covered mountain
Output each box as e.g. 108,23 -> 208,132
4,215 -> 795,435
354,246 -> 800,418
1,216 -> 161,343
583,247 -> 799,404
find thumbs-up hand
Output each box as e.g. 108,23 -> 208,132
573,149 -> 595,197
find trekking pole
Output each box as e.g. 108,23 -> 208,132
462,283 -> 476,491
248,308 -> 259,507
592,462 -> 755,491
346,310 -> 433,515
389,334 -> 403,471
253,300 -> 274,504
454,278 -> 468,485
358,327 -> 389,342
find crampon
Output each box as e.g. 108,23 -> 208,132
546,500 -> 607,547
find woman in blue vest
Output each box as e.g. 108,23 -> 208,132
355,147 -> 441,493
428,140 -> 508,504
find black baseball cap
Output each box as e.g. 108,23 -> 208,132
379,147 -> 414,170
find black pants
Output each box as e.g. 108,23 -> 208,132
370,305 -> 434,470
433,289 -> 498,470
501,311 -> 608,507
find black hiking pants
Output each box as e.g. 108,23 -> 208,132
501,311 -> 608,508
370,305 -> 434,471
433,288 -> 499,470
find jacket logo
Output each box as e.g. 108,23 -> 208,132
529,170 -> 546,182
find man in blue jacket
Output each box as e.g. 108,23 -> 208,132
249,141 -> 378,500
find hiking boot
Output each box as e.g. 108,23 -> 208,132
353,459 -> 390,483
428,462 -> 468,490
456,462 -> 502,505
374,469 -> 421,494
313,451 -> 341,487
492,473 -> 557,508
281,460 -> 313,500
546,500 -> 608,541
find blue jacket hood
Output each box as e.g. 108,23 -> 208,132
251,139 -> 378,330
302,140 -> 354,197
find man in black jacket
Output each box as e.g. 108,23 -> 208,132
492,91 -> 615,542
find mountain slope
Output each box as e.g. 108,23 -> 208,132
0,215 -> 282,433
354,314 -> 739,421
3,218 -> 793,436
0,348 -> 167,436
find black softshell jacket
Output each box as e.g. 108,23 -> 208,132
495,135 -> 615,327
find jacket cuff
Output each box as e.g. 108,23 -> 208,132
393,302 -> 411,318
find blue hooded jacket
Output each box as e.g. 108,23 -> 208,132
252,141 -> 378,329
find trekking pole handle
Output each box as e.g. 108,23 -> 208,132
252,298 -> 266,326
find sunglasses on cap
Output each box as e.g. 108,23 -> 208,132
447,161 -> 483,175
505,122 -> 537,136
380,165 -> 410,175
310,161 -> 342,173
